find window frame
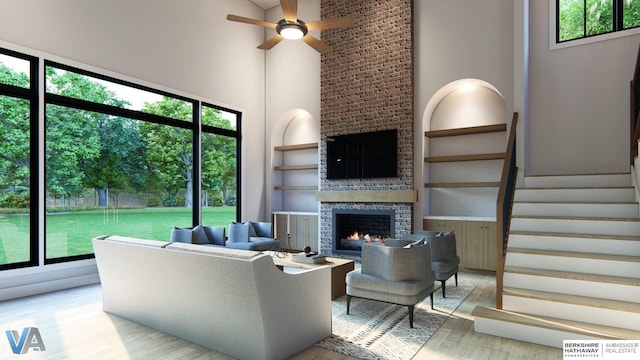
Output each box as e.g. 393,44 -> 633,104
551,0 -> 640,50
0,48 -> 39,271
0,46 -> 242,269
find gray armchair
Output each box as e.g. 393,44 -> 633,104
227,221 -> 280,251
417,230 -> 460,298
345,240 -> 435,328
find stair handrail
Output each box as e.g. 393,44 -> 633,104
631,42 -> 640,165
495,112 -> 518,309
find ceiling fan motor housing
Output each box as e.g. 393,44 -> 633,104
277,19 -> 308,39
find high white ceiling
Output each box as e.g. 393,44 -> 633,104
249,0 -> 280,10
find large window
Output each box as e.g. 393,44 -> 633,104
557,0 -> 640,43
0,50 -> 37,270
0,47 -> 240,268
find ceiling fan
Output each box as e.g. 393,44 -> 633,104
226,0 -> 354,53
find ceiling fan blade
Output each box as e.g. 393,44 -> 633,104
306,16 -> 354,31
280,0 -> 298,22
226,14 -> 277,28
302,35 -> 330,53
258,35 -> 284,50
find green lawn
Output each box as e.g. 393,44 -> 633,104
0,207 -> 236,265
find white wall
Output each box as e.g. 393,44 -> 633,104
0,0 -> 267,299
414,0 -> 515,222
528,1 -> 639,175
265,0 -> 321,215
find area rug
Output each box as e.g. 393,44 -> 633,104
316,281 -> 475,360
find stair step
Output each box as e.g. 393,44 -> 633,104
523,173 -> 632,188
507,248 -> 640,263
504,266 -> 640,287
512,201 -> 639,218
473,306 -> 640,349
510,216 -> 640,237
505,248 -> 640,277
502,287 -> 640,331
514,187 -> 636,202
503,287 -> 640,314
504,266 -> 640,302
508,231 -> 640,256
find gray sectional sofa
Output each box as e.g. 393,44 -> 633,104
171,222 -> 280,251
92,235 -> 331,360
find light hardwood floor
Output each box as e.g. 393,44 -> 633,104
0,272 -> 562,359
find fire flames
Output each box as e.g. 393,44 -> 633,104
346,231 -> 385,243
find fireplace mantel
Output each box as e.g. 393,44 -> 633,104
316,190 -> 416,203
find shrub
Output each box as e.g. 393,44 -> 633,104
225,196 -> 236,206
162,196 -> 178,207
209,196 -> 224,207
0,194 -> 30,208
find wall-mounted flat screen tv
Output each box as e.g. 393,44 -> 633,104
326,129 -> 397,179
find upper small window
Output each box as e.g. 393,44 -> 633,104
45,64 -> 193,122
558,0 -> 640,43
0,53 -> 31,88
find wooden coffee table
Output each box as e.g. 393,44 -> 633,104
271,253 -> 355,299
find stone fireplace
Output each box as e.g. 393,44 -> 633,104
318,0 -> 414,257
332,209 -> 395,256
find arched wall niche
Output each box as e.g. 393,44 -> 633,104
269,108 -> 319,213
421,79 -> 508,218
422,79 -> 507,132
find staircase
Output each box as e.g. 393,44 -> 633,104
473,173 -> 640,348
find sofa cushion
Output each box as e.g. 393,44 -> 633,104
192,224 -> 209,244
165,242 -> 260,260
104,235 -> 170,248
227,237 -> 280,251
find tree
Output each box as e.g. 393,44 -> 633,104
45,104 -> 100,207
82,114 -> 147,207
141,98 -> 194,207
201,107 -> 236,205
45,68 -> 132,207
558,0 -> 640,42
0,65 -> 31,205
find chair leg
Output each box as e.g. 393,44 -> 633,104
408,305 -> 414,328
346,295 -> 352,315
455,272 -> 458,287
430,292 -> 434,309
441,280 -> 446,298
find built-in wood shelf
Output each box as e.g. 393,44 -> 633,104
274,185 -> 318,191
273,164 -> 318,171
425,152 -> 506,163
273,142 -> 318,192
425,182 -> 500,188
274,142 -> 318,151
425,124 -> 506,138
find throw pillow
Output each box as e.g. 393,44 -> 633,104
192,224 -> 209,244
170,227 -> 193,243
247,222 -> 258,237
409,239 -> 426,248
203,226 -> 225,246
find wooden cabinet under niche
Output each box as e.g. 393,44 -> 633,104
423,217 -> 496,271
273,212 -> 318,252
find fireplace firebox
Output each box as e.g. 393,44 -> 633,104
332,209 -> 395,256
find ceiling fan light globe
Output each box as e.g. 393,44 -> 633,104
279,25 -> 305,40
